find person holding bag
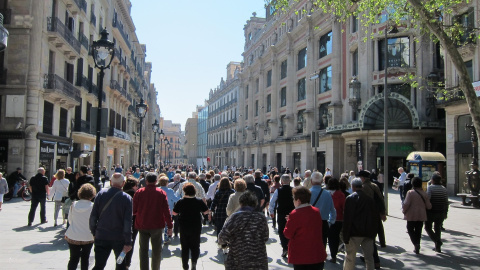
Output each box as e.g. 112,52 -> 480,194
48,169 -> 70,227
402,177 -> 432,254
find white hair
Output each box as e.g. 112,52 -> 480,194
304,170 -> 312,177
243,174 -> 254,184
280,174 -> 291,184
221,171 -> 229,178
188,171 -> 197,179
311,171 -> 324,184
111,173 -> 125,185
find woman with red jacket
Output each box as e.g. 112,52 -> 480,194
284,186 -> 327,269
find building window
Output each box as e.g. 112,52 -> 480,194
255,100 -> 259,117
245,85 -> 249,99
266,94 -> 271,112
319,66 -> 332,93
255,78 -> 259,93
352,49 -> 358,76
352,15 -> 358,33
298,47 -> 307,70
266,69 -> 272,87
43,101 -> 54,135
379,84 -> 411,100
59,108 -> 68,137
245,105 -> 248,120
297,77 -> 306,101
465,60 -> 473,81
279,115 -> 285,136
297,110 -> 305,133
280,60 -> 287,79
280,87 -> 287,107
319,31 -> 332,59
378,37 -> 410,70
454,7 -> 475,45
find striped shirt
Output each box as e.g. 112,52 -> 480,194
427,184 -> 448,214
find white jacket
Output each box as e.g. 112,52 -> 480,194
48,179 -> 70,201
65,200 -> 94,242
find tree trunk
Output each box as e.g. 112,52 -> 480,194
408,0 -> 480,151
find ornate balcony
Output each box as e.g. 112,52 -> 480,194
46,17 -> 81,58
109,127 -> 131,141
43,74 -> 81,104
112,16 -> 131,49
79,32 -> 89,52
65,0 -> 87,14
90,11 -> 96,27
110,80 -> 127,97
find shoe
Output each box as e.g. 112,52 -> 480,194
441,226 -> 446,231
434,241 -> 442,253
281,249 -> 288,258
41,220 -> 48,224
54,223 -> 57,227
329,258 -> 337,263
191,262 -> 197,270
27,222 -> 32,227
375,263 -> 381,269
414,244 -> 420,254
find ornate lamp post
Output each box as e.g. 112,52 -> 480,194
135,98 -> 148,166
152,119 -> 159,168
158,130 -> 165,169
466,124 -> 480,198
92,28 -> 114,188
348,76 -> 361,119
164,139 -> 170,167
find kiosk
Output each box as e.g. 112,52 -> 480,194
406,151 -> 446,190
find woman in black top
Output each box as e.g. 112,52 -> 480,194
173,183 -> 209,270
122,176 -> 138,269
210,177 -> 235,237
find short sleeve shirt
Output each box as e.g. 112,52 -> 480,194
30,174 -> 49,197
173,197 -> 208,233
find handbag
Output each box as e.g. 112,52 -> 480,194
61,196 -> 68,203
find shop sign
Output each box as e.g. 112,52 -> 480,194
40,140 -> 56,159
57,143 -> 70,156
108,148 -> 114,156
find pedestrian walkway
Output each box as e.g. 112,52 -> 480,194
0,188 -> 478,269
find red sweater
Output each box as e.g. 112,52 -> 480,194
331,190 -> 346,221
133,184 -> 173,230
283,205 -> 327,265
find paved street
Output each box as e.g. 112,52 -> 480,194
0,188 -> 479,270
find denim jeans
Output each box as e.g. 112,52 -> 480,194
13,182 -> 21,197
92,239 -> 126,270
28,196 -> 47,223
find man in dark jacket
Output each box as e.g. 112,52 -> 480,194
8,167 -> 27,197
254,170 -> 270,210
268,174 -> 295,257
69,165 -> 95,200
244,174 -> 264,211
27,167 -> 50,226
343,178 -> 380,270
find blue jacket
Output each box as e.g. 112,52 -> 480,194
160,186 -> 179,213
310,185 -> 336,224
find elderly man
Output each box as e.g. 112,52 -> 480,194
310,171 -> 336,248
90,173 -> 132,270
133,172 -> 173,270
28,167 -> 50,226
167,174 -> 183,193
254,170 -> 270,211
207,174 -> 221,201
244,174 -> 265,211
397,167 -> 407,203
303,170 -> 312,189
425,174 -> 448,253
176,172 -> 206,203
269,174 -> 295,257
343,178 -> 380,270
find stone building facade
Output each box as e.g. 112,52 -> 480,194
0,0 -> 159,178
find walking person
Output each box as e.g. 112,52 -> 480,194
326,178 -> 345,263
0,172 -> 7,211
283,186 -> 327,269
158,175 -> 179,242
65,184 -> 96,270
133,172 -> 173,270
122,176 -> 139,269
402,177 -> 432,254
218,191 -> 269,270
396,167 -> 407,203
226,179 -> 247,216
425,174 -> 448,252
269,174 -> 295,257
48,169 -> 70,226
89,173 -> 133,270
28,167 -> 50,226
310,171 -> 336,248
209,177 -> 235,238
173,183 -> 209,270
343,178 -> 380,270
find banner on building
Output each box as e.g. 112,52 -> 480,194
57,143 -> 70,156
40,140 -> 56,159
356,139 -> 363,161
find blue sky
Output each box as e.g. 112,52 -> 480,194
131,1 -> 266,130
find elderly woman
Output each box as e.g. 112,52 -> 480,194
173,183 -> 209,270
326,178 -> 346,263
210,177 -> 235,237
226,179 -> 246,216
218,191 -> 269,270
158,175 -> 179,242
123,176 -> 139,269
403,177 -> 432,254
49,169 -> 70,226
283,186 -> 327,269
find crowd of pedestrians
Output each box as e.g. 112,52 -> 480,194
1,163 -> 450,270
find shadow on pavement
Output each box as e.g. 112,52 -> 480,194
208,248 -> 225,264
22,230 -> 68,253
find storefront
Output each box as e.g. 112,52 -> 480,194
39,140 -> 55,178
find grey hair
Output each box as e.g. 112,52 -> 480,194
37,167 -> 45,174
111,173 -> 125,185
174,173 -> 181,180
304,170 -> 312,177
188,171 -> 197,179
311,171 -> 324,184
214,174 -> 221,181
198,173 -> 206,179
280,174 -> 291,184
243,174 -> 254,184
351,178 -> 363,188
221,171 -> 228,178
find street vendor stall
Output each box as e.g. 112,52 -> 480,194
407,151 -> 446,190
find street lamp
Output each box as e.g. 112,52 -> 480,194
152,119 -> 159,168
164,139 -> 170,167
310,72 -> 319,171
136,98 -> 148,166
158,130 -> 165,169
92,28 -> 114,189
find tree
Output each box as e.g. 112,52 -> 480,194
267,0 -> 480,150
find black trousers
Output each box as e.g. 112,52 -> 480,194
294,262 -> 325,270
322,220 -> 329,249
277,215 -> 288,250
407,221 -> 423,246
425,212 -> 444,244
28,196 -> 47,223
125,227 -> 138,267
180,229 -> 201,270
67,242 -> 94,270
173,215 -> 180,236
327,221 -> 342,259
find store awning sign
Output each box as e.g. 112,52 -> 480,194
57,143 -> 70,156
40,140 -> 56,159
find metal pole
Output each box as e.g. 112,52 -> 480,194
138,117 -> 143,166
314,78 -> 318,171
160,140 -> 163,170
94,68 -> 104,189
384,26 -> 389,215
152,132 -> 156,168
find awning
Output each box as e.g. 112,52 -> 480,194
406,151 -> 446,162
